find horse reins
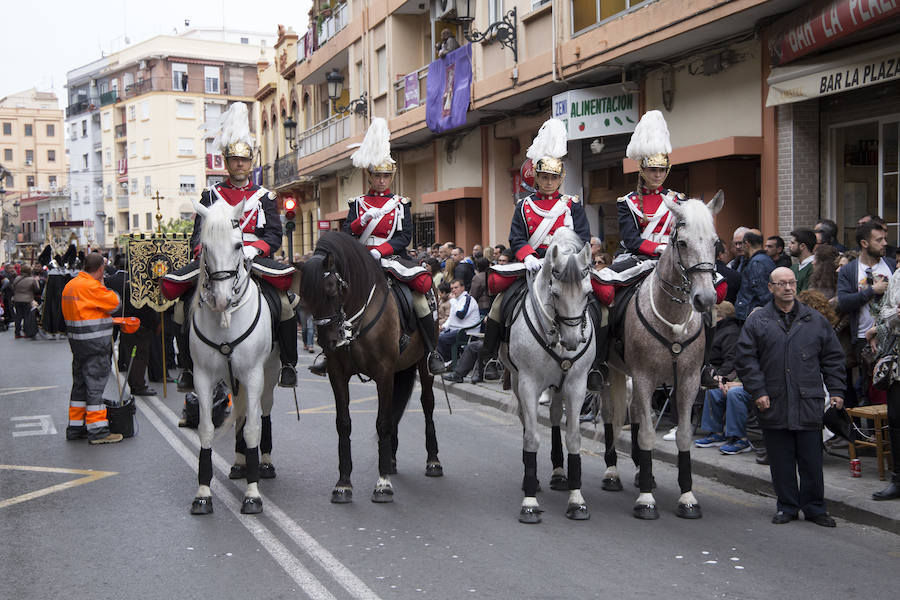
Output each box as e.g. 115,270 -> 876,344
654,224 -> 717,304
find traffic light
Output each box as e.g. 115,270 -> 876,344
284,197 -> 296,233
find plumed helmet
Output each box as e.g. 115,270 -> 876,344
350,118 -> 396,174
214,102 -> 256,159
626,110 -> 672,169
526,118 -> 567,176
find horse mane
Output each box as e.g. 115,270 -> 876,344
547,227 -> 587,284
301,231 -> 383,314
200,200 -> 240,249
675,198 -> 716,238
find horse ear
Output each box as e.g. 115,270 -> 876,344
580,241 -> 591,264
707,189 -> 725,215
662,192 -> 684,219
191,195 -> 209,218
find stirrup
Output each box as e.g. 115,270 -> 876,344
482,358 -> 501,381
278,365 -> 297,387
427,352 -> 446,375
309,354 -> 327,377
587,367 -> 607,392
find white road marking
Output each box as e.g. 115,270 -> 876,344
136,396 -> 383,600
0,465 -> 116,509
10,415 -> 57,437
0,386 -> 58,397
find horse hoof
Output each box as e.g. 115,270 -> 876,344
259,463 -> 276,479
601,477 -> 623,492
190,496 -> 213,515
229,465 -> 246,480
241,496 -> 263,515
425,462 -> 444,477
566,503 -> 590,520
518,506 -> 543,524
331,487 -> 353,504
633,504 -> 660,520
676,503 -> 703,519
633,474 -> 657,489
371,488 -> 394,503
549,474 -> 569,491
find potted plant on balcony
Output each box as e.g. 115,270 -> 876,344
320,2 -> 332,17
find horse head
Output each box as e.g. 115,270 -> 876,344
193,196 -> 248,313
661,190 -> 724,313
539,228 -> 592,352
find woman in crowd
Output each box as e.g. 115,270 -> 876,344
12,265 -> 40,339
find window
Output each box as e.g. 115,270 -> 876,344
5,174 -> 12,187
144,176 -> 152,195
46,123 -> 55,137
376,47 -> 387,95
176,100 -> 195,119
133,213 -> 139,228
74,192 -> 79,205
101,112 -> 111,130
24,123 -> 33,136
128,105 -> 136,120
27,175 -> 35,187
130,178 -> 137,194
179,175 -> 196,194
47,149 -> 56,162
129,142 -> 136,157
172,62 -> 188,91
108,217 -> 115,234
204,66 -> 220,94
571,0 -> 637,33
240,37 -> 249,44
49,176 -> 57,189
489,0 -> 504,24
105,148 -> 111,166
81,120 -> 87,137
140,100 -> 150,120
3,149 -> 10,161
143,138 -> 151,156
177,137 -> 194,155
25,149 -> 34,164
106,183 -> 112,197
2,122 -> 10,135
146,212 -> 153,230
203,102 -> 222,125
82,153 -> 88,169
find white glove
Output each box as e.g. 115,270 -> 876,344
360,208 -> 383,227
243,246 -> 260,261
370,248 -> 382,261
655,244 -> 668,256
524,254 -> 542,273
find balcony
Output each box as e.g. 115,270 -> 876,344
318,2 -> 349,46
117,194 -> 129,209
99,90 -> 120,106
115,124 -> 126,139
297,114 -> 351,158
66,99 -> 96,118
394,66 -> 428,115
274,150 -> 299,188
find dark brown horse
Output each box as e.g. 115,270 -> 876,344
299,231 -> 442,503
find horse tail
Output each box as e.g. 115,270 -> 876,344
391,365 -> 417,426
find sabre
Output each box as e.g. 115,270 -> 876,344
439,376 -> 452,415
292,386 -> 300,421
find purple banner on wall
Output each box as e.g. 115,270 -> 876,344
404,73 -> 419,109
425,44 -> 472,134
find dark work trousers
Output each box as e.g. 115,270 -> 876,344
762,428 -> 827,518
119,326 -> 152,390
14,301 -> 30,335
454,339 -> 484,377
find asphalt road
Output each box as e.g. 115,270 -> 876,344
2,332 -> 899,599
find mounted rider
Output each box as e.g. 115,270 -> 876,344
479,118 -> 608,391
598,110 -> 725,387
308,118 -> 445,376
162,102 -> 298,389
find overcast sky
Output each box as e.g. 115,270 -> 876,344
2,0 -> 312,104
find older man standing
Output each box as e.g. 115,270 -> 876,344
736,267 -> 845,527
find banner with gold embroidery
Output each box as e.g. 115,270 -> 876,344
126,234 -> 190,311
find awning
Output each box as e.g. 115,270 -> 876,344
766,36 -> 900,106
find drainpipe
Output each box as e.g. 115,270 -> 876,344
551,0 -> 558,82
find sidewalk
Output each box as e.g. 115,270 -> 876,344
440,376 -> 900,535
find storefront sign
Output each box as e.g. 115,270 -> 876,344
551,84 -> 638,141
317,220 -> 331,230
767,39 -> 900,105
769,0 -> 900,66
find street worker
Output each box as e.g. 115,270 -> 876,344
309,117 -> 445,376
478,117 -> 606,390
736,267 -> 845,527
162,102 -> 298,389
61,252 -> 123,444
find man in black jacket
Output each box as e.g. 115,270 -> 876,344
736,267 -> 845,527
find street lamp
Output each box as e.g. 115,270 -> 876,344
455,0 -> 518,63
325,69 -> 368,117
283,115 -> 298,150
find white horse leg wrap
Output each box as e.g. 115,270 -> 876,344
245,481 -> 260,499
603,465 -> 619,479
568,489 -> 585,506
636,492 -> 656,507
522,496 -> 539,508
678,491 -> 698,506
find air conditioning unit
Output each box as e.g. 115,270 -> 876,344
433,0 -> 457,21
25,158 -> 33,166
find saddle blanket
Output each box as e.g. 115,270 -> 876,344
160,258 -> 295,300
379,257 -> 432,295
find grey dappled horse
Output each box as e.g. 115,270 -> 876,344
501,227 -> 595,524
188,196 -> 280,516
605,191 -> 724,520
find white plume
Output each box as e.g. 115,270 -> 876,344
350,118 -> 394,169
213,102 -> 255,154
626,110 -> 671,160
526,118 -> 568,160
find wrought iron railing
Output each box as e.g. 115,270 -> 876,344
296,114 -> 350,158
274,150 -> 299,188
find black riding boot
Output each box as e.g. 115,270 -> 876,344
418,313 -> 446,375
873,428 -> 900,500
479,318 -> 502,381
176,327 -> 194,392
277,317 -> 298,387
699,311 -> 718,389
587,302 -> 608,393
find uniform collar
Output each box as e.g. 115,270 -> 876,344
367,188 -> 392,197
224,179 -> 254,191
640,186 -> 664,195
534,191 -> 561,201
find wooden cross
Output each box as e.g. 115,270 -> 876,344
152,190 -> 164,234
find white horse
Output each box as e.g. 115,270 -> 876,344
501,227 -> 595,524
188,196 -> 280,515
605,192 -> 724,520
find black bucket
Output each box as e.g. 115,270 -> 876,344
106,397 -> 136,438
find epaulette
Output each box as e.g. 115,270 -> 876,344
347,195 -> 364,205
266,190 -> 276,200
397,195 -> 410,205
562,194 -> 580,204
617,192 -> 638,203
